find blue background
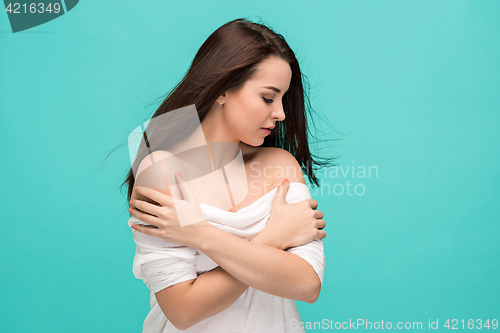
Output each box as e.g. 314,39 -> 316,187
1,0 -> 499,332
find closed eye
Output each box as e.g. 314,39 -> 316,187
263,97 -> 274,104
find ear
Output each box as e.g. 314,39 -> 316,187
216,93 -> 226,104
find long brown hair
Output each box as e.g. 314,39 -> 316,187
109,18 -> 339,202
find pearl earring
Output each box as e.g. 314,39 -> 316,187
219,101 -> 223,107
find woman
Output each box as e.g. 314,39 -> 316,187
125,18 -> 336,332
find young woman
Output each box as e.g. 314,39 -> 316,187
125,18 -> 335,332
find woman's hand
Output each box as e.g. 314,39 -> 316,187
252,179 -> 327,250
129,171 -> 213,247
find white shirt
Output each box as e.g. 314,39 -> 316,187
128,182 -> 325,332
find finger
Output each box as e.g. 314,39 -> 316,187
307,199 -> 318,210
317,230 -> 327,239
129,207 -> 159,227
314,210 -> 324,219
131,223 -> 158,236
273,178 -> 290,204
316,219 -> 326,230
129,199 -> 166,217
175,171 -> 198,203
284,178 -> 290,193
134,186 -> 172,207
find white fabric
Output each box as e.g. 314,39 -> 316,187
128,182 -> 325,332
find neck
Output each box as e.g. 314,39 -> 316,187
200,105 -> 247,170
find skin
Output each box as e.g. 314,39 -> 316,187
128,56 -> 327,330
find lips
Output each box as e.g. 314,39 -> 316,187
261,127 -> 272,135
261,126 -> 275,130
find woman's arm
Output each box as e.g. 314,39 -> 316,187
154,206 -> 324,330
154,267 -> 248,331
132,178 -> 323,300
131,185 -> 321,329
195,219 -> 322,302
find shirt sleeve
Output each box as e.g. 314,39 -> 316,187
128,216 -> 199,294
282,183 -> 326,285
286,239 -> 325,285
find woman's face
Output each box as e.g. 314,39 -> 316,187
220,56 -> 292,146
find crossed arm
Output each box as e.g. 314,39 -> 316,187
131,148 -> 323,330
154,230 -> 321,330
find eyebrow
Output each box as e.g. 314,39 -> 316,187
263,86 -> 288,94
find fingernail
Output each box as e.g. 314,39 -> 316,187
177,170 -> 183,178
283,178 -> 289,184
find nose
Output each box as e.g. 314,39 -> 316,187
271,103 -> 286,121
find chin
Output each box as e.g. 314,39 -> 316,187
241,137 -> 265,147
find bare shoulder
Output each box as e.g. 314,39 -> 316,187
251,146 -> 306,185
131,150 -> 182,202
136,150 -> 180,176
